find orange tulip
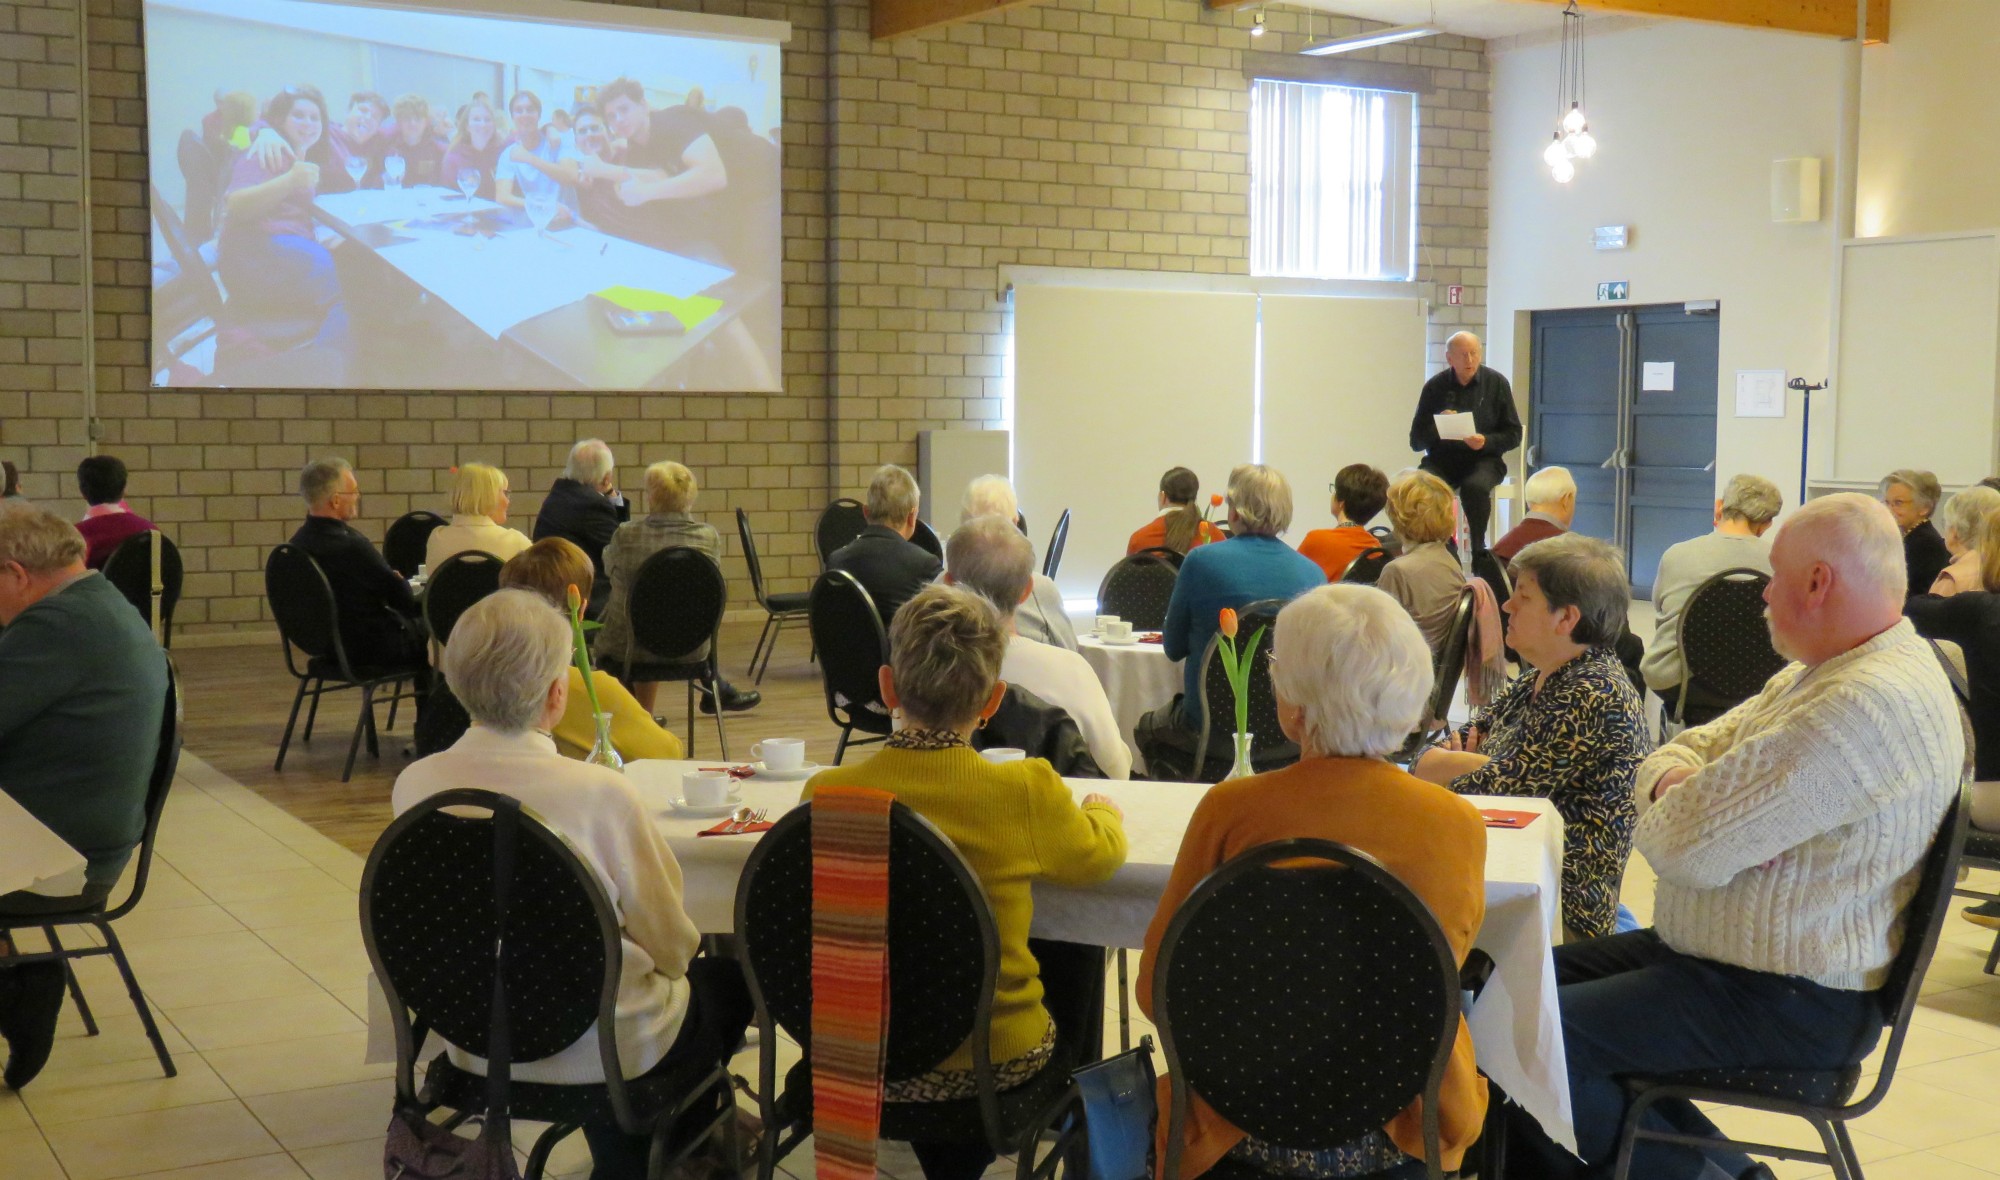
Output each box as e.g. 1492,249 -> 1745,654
566,583 -> 583,614
1218,607 -> 1238,639
1210,493 -> 1225,508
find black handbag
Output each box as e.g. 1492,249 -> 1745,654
383,798 -> 525,1180
1073,1037 -> 1158,1180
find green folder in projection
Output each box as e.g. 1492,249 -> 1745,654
594,285 -> 724,330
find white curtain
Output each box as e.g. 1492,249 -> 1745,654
1250,78 -> 1416,281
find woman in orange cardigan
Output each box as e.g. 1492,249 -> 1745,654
1138,583 -> 1489,1179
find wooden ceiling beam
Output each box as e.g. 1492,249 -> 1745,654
1512,0 -> 1889,42
872,0 -> 1046,40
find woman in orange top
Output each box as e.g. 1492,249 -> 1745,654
1127,466 -> 1221,556
1138,584 -> 1489,1179
1297,463 -> 1391,581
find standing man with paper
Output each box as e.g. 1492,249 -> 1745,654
1408,331 -> 1522,556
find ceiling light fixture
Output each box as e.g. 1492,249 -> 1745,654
1299,22 -> 1439,56
1545,1 -> 1595,182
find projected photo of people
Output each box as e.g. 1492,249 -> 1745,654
144,0 -> 785,393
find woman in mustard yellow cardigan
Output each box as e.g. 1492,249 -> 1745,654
497,538 -> 684,761
804,583 -> 1128,1180
1139,584 -> 1489,1180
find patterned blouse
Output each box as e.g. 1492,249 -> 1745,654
1449,643 -> 1652,938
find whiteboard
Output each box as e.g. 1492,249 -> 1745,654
1260,294 -> 1428,538
1014,285 -> 1258,604
1832,232 -> 2000,488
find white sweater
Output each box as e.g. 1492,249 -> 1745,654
392,726 -> 699,1082
1633,619 -> 1960,990
1001,635 -> 1133,780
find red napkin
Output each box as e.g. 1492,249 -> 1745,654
698,819 -> 774,837
1138,632 -> 1164,644
1479,809 -> 1539,829
698,765 -> 758,781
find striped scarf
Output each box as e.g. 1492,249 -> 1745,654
810,786 -> 896,1180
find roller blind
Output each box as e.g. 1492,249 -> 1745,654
1250,78 -> 1417,281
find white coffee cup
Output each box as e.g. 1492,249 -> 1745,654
1105,620 -> 1134,643
752,737 -> 807,772
415,564 -> 429,579
980,747 -> 1026,764
682,771 -> 732,808
1094,614 -> 1120,634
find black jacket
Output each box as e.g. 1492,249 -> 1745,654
826,524 -> 943,629
1907,591 -> 2000,778
1409,364 -> 1523,460
1904,520 -> 1952,600
289,516 -> 419,665
971,684 -> 1104,779
533,478 -> 630,614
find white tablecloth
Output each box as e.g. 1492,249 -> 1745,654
1076,635 -> 1182,773
0,788 -> 88,898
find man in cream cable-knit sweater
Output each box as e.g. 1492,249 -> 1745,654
1505,494 -> 1963,1180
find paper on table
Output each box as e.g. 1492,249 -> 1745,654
1434,411 -> 1477,440
595,285 -> 725,330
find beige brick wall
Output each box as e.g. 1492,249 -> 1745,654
0,0 -> 1487,637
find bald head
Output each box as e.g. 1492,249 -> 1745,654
1446,332 -> 1483,383
1764,493 -> 1906,665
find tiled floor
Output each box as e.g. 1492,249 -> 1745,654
7,744 -> 2000,1177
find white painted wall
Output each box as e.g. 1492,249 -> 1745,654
1857,0 -> 2000,238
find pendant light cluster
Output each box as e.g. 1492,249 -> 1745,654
1543,1 -> 1596,183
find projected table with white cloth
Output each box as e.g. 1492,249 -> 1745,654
312,187 -> 763,389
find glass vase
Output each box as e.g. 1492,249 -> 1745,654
1224,730 -> 1255,780
585,710 -> 624,772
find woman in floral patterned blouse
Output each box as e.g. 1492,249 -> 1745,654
1413,533 -> 1653,938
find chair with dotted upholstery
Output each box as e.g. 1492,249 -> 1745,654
1610,788 -> 1968,1180
1097,551 -> 1181,631
1151,838 -> 1463,1180
1671,568 -> 1786,731
1162,599 -> 1294,784
1339,547 -> 1393,586
362,788 -> 738,1180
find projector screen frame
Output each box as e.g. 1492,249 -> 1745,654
158,0 -> 791,47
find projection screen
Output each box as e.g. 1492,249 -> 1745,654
144,0 -> 787,392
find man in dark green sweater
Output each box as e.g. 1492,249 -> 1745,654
0,506 -> 168,1088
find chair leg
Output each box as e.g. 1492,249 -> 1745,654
275,676 -> 311,771
101,922 -> 176,1078
342,684 -> 375,783
712,685 -> 730,761
750,615 -> 775,681
685,681 -> 698,761
523,1122 -> 580,1180
43,927 -> 97,1036
385,678 -> 402,732
834,725 -> 851,766
363,688 -> 382,758
1986,927 -> 2000,976
302,679 -> 324,743
1825,1119 -> 1861,1180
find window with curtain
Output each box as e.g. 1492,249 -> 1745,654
1250,78 -> 1418,281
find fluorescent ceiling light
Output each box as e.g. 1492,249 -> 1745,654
1299,23 -> 1440,56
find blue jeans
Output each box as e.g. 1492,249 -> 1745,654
1505,930 -> 1882,1180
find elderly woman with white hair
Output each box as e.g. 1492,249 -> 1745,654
1135,464 -> 1326,775
1925,485 -> 2000,596
1640,472 -> 1783,721
1880,468 -> 1951,598
391,590 -> 751,1179
961,474 -> 1077,650
1137,585 -> 1489,1180
425,461 -> 533,570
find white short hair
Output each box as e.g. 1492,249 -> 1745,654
441,589 -> 572,734
945,514 -> 1034,616
960,474 -> 1019,525
1227,464 -> 1294,536
865,464 -> 920,525
1779,493 -> 1907,611
1446,331 -> 1481,356
1271,585 -> 1434,758
564,439 -> 615,485
1524,466 -> 1576,508
1940,486 -> 2000,549
1719,474 -> 1783,525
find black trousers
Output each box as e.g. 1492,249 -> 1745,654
1504,930 -> 1882,1180
1420,454 -> 1508,551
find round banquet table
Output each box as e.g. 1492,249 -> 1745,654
1076,633 -> 1182,774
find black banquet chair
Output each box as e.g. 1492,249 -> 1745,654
265,544 -> 423,782
735,803 -> 1084,1180
598,547 -> 732,758
911,517 -> 945,560
1395,586 -> 1477,763
1667,567 -> 1786,732
1340,546 -> 1393,586
1955,812 -> 2000,977
1152,838 -> 1463,1180
101,529 -> 183,648
1097,550 -> 1181,631
737,508 -> 811,684
1147,599 -> 1292,784
1610,788 -> 1970,1180
1042,508 -> 1072,579
814,497 -> 869,568
808,569 -> 893,764
383,510 -> 448,578
421,550 -> 505,649
363,789 -> 738,1180
3,659 -> 184,1078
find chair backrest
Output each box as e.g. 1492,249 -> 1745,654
736,508 -> 774,608
423,550 -> 505,647
383,510 -> 448,578
1427,586 -> 1478,723
1340,547 -> 1392,585
735,802 -> 999,1084
1043,508 -> 1072,579
175,129 -> 222,243
815,498 -> 869,567
624,546 -> 728,666
362,789 -> 632,1119
265,544 -> 347,668
1469,549 -> 1511,614
1679,568 -> 1787,705
148,182 -> 226,324
808,569 -> 891,722
1135,545 -> 1186,568
1849,786 -> 1970,1116
1154,839 -> 1459,1177
1097,552 -> 1181,631
910,517 -> 944,560
101,530 -> 184,648
104,655 -> 184,921
1193,599 -> 1295,774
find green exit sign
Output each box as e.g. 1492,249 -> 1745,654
1596,281 -> 1629,301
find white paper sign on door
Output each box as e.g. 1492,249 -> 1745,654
1641,361 -> 1676,391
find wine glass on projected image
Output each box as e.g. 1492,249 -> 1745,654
526,191 -> 559,238
383,154 -> 406,191
456,168 -> 481,202
343,154 -> 366,189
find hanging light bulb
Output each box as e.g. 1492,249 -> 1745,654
1551,156 -> 1575,184
1251,11 -> 1265,36
1563,102 -> 1587,135
1543,133 -> 1569,169
1570,126 -> 1597,159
